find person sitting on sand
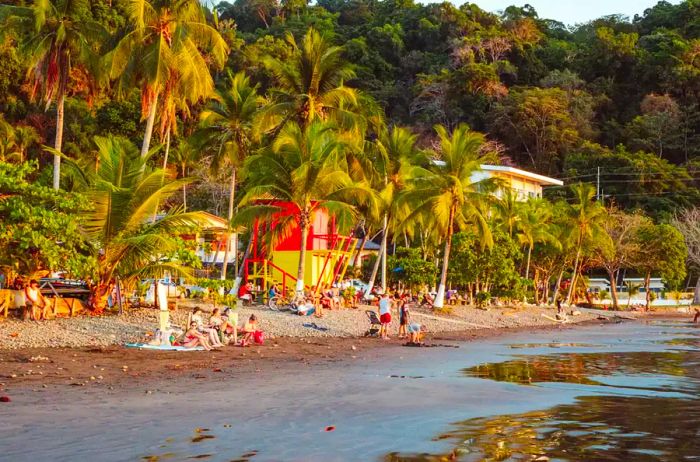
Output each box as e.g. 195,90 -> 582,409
25,279 -> 49,321
183,321 -> 213,350
407,323 -> 425,345
420,292 -> 434,308
209,307 -> 235,344
379,293 -> 392,339
240,314 -> 258,347
192,307 -> 224,348
222,308 -> 238,344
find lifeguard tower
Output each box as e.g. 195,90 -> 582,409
242,200 -> 358,297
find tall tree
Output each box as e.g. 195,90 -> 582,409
592,208 -> 649,309
110,0 -> 228,159
400,124 -> 494,309
260,28 -> 361,132
672,207 -> 700,304
239,121 -> 375,294
564,183 -> 607,304
197,71 -> 266,280
64,135 -> 206,312
0,0 -> 105,189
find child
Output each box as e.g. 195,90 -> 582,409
398,298 -> 410,338
240,314 -> 258,347
378,293 -> 392,339
24,279 -> 49,321
407,323 -> 424,345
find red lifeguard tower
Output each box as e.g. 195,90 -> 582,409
242,200 -> 357,296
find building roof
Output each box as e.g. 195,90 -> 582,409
357,240 -> 381,251
480,165 -> 564,186
196,211 -> 229,231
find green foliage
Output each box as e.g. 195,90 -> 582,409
387,247 -> 437,288
448,229 -> 523,298
0,161 -> 95,276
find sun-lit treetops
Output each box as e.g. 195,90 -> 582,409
0,0 -> 697,307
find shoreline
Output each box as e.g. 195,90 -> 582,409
0,311 -> 660,396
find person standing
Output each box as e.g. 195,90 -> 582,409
398,296 -> 410,338
379,293 -> 392,339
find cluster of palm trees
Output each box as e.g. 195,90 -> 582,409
1,0 -> 615,309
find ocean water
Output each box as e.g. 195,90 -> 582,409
1,320 -> 698,461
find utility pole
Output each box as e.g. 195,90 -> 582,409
596,166 -> 600,201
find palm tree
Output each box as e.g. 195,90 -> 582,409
170,139 -> 201,211
238,121 -> 376,294
260,28 -> 361,132
12,125 -> 41,163
365,125 -> 419,295
1,0 -> 105,189
64,135 -> 206,312
626,282 -> 641,309
400,124 -> 495,309
517,199 -> 557,280
196,71 -> 266,280
564,183 -> 607,304
109,0 -> 228,159
493,188 -> 522,238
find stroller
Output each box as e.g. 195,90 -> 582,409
364,310 -> 382,337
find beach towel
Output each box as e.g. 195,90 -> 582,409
302,322 -> 330,332
125,342 -> 205,351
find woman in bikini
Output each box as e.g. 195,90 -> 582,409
183,322 -> 213,350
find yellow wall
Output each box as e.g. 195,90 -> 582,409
264,250 -> 344,292
493,172 -> 543,200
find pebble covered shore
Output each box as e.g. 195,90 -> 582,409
0,302 -> 607,350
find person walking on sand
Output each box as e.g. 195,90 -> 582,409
693,308 -> 699,324
379,293 -> 392,339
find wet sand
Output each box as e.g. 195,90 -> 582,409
0,317 -> 695,461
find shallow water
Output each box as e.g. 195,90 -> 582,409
2,320 -> 699,461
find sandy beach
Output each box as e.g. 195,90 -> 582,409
0,301 -> 647,394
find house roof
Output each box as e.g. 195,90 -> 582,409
480,165 -> 564,186
196,211 -> 229,231
357,241 -> 381,251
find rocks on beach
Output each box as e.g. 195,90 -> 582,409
0,302 -> 609,350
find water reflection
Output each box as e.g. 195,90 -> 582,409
385,394 -> 700,461
387,346 -> 700,461
463,351 -> 700,389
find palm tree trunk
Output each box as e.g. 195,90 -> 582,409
140,94 -> 158,159
644,271 -> 651,310
52,92 -> 65,190
381,214 -> 388,292
232,238 -> 253,297
434,206 -> 456,309
352,233 -> 368,268
152,129 -> 172,222
221,168 -> 236,280
694,274 -> 700,305
566,247 -> 581,304
609,270 -> 619,309
295,210 -> 310,294
181,164 -> 188,211
366,215 -> 388,295
552,265 -> 565,306
525,244 -> 533,280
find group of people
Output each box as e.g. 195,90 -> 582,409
377,292 -> 425,344
181,307 -> 261,350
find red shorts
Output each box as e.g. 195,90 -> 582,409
380,313 -> 391,324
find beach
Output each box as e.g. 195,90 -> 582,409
0,317 -> 696,462
0,302 -> 645,393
